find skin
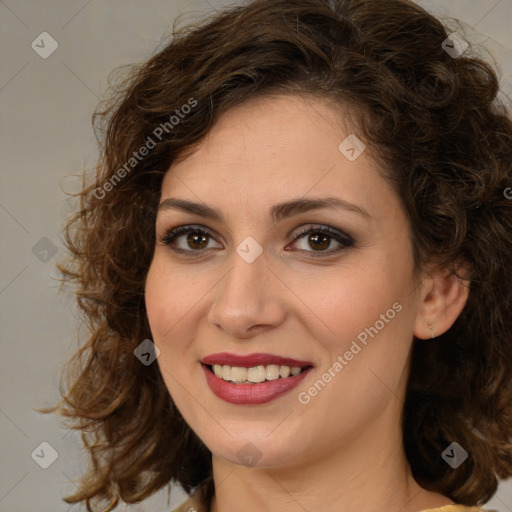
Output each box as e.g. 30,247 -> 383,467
144,94 -> 469,512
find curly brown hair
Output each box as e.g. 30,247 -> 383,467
47,0 -> 512,510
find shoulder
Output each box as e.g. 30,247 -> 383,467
420,506 -> 498,512
170,483 -> 209,512
171,495 -> 206,512
171,498 -> 495,512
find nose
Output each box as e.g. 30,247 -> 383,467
207,251 -> 286,339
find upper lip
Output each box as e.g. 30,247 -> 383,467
201,352 -> 314,368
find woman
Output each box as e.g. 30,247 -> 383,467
49,0 -> 512,511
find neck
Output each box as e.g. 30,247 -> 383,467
208,401 -> 453,512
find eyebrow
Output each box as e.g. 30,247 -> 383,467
158,196 -> 372,222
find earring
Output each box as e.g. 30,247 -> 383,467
428,324 -> 435,339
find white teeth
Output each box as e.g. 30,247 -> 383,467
222,365 -> 231,381
266,364 -> 280,380
211,363 -> 307,383
247,366 -> 266,383
230,366 -> 248,382
279,365 -> 290,378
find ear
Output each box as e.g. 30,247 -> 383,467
413,263 -> 471,340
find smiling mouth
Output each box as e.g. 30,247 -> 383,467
204,363 -> 312,384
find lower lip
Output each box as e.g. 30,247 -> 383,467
202,364 -> 313,405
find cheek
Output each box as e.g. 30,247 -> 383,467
294,262 -> 409,344
145,260 -> 197,406
299,288 -> 413,434
144,259 -> 192,378
145,256 -> 204,337
145,256 -> 214,376
296,254 -> 417,400
145,260 -> 171,336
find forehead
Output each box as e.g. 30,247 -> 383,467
160,94 -> 394,218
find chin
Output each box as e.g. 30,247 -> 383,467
207,431 -> 309,470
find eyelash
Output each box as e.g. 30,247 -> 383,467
158,224 -> 354,259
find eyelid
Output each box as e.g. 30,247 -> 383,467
159,223 -> 354,257
290,224 -> 353,244
287,224 -> 354,257
157,224 -> 222,250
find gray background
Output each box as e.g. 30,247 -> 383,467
0,0 -> 511,511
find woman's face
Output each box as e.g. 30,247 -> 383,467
145,94 -> 424,470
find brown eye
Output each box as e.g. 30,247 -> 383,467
186,232 -> 209,250
288,225 -> 354,258
306,232 -> 331,251
160,225 -> 222,254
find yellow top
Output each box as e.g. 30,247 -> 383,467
171,484 -> 491,512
